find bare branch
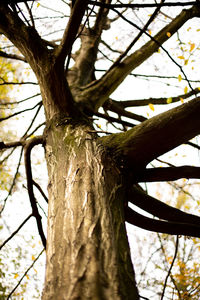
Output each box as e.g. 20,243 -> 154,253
24,136 -> 46,248
94,111 -> 136,127
0,4 -> 49,71
0,214 -> 33,250
0,101 -> 42,122
135,166 -> 200,182
0,93 -> 40,106
101,97 -> 200,169
33,180 -> 48,203
103,98 -> 147,122
89,1 -> 199,9
128,185 -> 200,226
0,147 -> 23,214
79,5 -> 200,111
125,207 -> 200,238
0,50 -> 27,62
7,248 -> 45,300
186,141 -> 200,150
108,0 -> 165,71
118,88 -> 200,107
161,236 -> 179,300
55,0 -> 89,64
0,77 -> 38,85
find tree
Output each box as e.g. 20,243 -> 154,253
1,1 -> 200,299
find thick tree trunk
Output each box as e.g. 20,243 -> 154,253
42,122 -> 139,300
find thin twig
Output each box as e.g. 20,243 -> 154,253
160,236 -> 179,300
0,101 -> 42,122
0,214 -> 33,250
7,248 -> 45,300
0,147 -> 23,214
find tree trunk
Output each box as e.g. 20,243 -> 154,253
42,122 -> 139,300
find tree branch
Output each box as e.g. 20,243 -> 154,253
101,97 -> 200,169
0,4 -> 49,72
0,214 -> 33,250
103,98 -> 147,122
125,207 -> 200,238
7,248 -> 45,300
94,111 -> 136,127
0,50 -> 27,62
55,0 -> 89,64
135,166 -> 200,182
33,180 -> 48,203
161,236 -> 179,300
117,88 -> 200,107
89,1 -> 199,9
128,185 -> 200,226
79,5 -> 200,111
24,136 -> 46,248
0,101 -> 42,122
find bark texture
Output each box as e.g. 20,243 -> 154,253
43,122 -> 139,300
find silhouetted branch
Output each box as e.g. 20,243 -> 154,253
0,93 -> 40,106
125,207 -> 200,238
0,214 -> 33,250
0,77 -> 37,85
33,180 -> 48,203
94,111 -> 136,127
136,166 -> 200,182
186,141 -> 200,150
89,1 -> 199,9
103,98 -> 147,122
0,147 -> 23,214
22,102 -> 43,138
0,50 -> 27,62
117,88 -> 200,107
161,236 -> 179,300
0,101 -> 42,122
7,248 -> 45,300
110,7 -> 195,92
24,136 -> 46,248
0,140 -> 24,150
128,185 -> 200,226
55,0 -> 89,64
25,122 -> 45,139
109,0 -> 165,71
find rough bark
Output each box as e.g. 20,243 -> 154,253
43,122 -> 139,300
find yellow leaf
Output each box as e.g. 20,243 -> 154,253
149,29 -> 152,35
32,255 -> 36,261
187,27 -> 191,31
198,87 -> 200,91
157,48 -> 161,53
166,32 -> 171,37
178,56 -> 184,59
197,29 -> 200,32
190,43 -> 195,52
14,273 -> 19,279
184,59 -> 188,65
178,74 -> 182,82
37,2 -> 40,7
148,103 -> 154,111
26,274 -> 29,280
184,86 -> 188,94
180,98 -> 184,103
167,97 -> 172,104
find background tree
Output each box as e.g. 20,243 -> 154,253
1,0 -> 200,299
